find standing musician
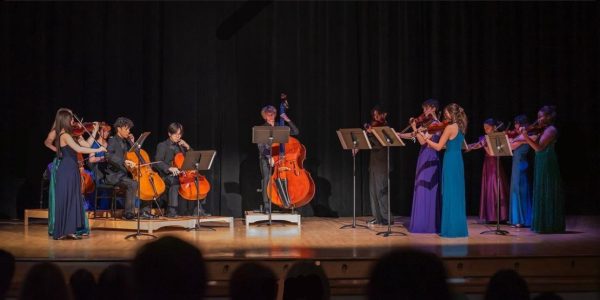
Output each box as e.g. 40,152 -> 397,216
363,105 -> 392,225
153,123 -> 207,217
257,105 -> 299,213
45,108 -> 99,152
105,117 -> 142,220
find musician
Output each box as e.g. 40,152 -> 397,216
105,117 -> 141,220
153,123 -> 207,217
257,105 -> 299,213
364,105 -> 392,225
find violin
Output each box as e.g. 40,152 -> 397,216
72,122 -> 110,137
523,121 -> 547,135
506,129 -> 520,139
268,93 -> 315,209
425,120 -> 451,133
172,144 -> 211,201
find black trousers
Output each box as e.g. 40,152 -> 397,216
259,157 -> 272,210
369,169 -> 389,222
115,177 -> 138,215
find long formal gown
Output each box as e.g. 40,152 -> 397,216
531,140 -> 564,233
409,134 -> 441,233
509,143 -> 532,226
479,136 -> 509,222
440,132 -> 468,238
50,144 -> 89,239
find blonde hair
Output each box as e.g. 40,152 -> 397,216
260,105 -> 277,119
444,103 -> 468,134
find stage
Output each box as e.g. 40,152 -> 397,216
2,216 -> 600,297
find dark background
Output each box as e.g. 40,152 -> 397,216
1,2 -> 598,218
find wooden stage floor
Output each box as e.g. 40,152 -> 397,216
2,215 -> 600,296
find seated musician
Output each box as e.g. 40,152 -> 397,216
105,117 -> 143,220
257,105 -> 299,213
88,123 -> 112,210
153,123 -> 208,217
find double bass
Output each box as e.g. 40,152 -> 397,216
125,141 -> 166,201
172,145 -> 211,200
268,93 -> 315,209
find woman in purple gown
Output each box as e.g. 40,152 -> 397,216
398,99 -> 442,233
467,118 -> 508,223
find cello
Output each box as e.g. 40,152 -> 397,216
125,140 -> 166,201
71,120 -> 97,195
268,93 -> 315,209
172,145 -> 211,200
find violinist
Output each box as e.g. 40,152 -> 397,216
364,105 -> 392,225
105,117 -> 142,220
417,103 -> 468,237
466,118 -> 509,224
520,105 -> 564,233
257,105 -> 299,213
507,114 -> 533,228
49,109 -> 106,240
397,99 -> 442,233
153,123 -> 206,217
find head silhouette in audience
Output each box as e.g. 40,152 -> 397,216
97,264 -> 135,300
230,262 -> 278,300
0,250 -> 15,299
19,262 -> 69,300
69,269 -> 96,300
485,269 -> 530,300
133,236 -> 206,300
283,261 -> 330,300
533,292 -> 563,300
367,249 -> 451,300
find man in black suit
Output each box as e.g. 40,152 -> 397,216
153,123 -> 208,217
105,117 -> 144,220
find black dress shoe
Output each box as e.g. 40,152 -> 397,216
166,208 -> 179,218
366,218 -> 377,224
122,212 -> 135,220
141,211 -> 157,219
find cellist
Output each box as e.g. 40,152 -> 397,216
257,105 -> 299,213
105,117 -> 144,220
153,123 -> 207,217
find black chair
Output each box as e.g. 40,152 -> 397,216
93,183 -> 121,219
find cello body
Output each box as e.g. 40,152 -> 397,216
77,152 -> 95,195
172,152 -> 211,200
125,148 -> 166,201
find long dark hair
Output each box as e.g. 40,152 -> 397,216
53,109 -> 73,157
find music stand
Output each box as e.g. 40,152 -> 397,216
125,132 -> 157,240
480,132 -> 513,235
337,129 -> 371,229
182,150 -> 217,231
252,126 -> 290,225
370,126 -> 407,237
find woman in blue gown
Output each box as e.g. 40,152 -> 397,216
508,114 -> 533,227
49,110 -> 106,240
418,103 -> 469,238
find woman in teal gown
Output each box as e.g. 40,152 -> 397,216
418,103 -> 469,238
521,106 -> 564,233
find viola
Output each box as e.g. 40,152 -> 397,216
72,122 -> 110,137
125,144 -> 166,201
524,121 -> 547,135
172,145 -> 211,201
268,93 -> 315,209
506,129 -> 520,139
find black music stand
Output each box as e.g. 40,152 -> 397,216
125,132 -> 157,240
252,125 -> 290,226
481,132 -> 512,235
182,150 -> 217,231
336,128 -> 371,229
371,126 -> 407,237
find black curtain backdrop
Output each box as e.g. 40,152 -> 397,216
1,2 -> 598,218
